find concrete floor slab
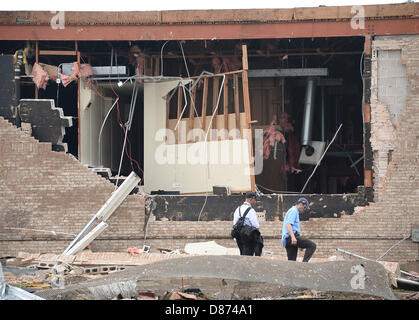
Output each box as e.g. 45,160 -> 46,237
36,255 -> 396,300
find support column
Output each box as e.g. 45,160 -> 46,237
241,44 -> 256,191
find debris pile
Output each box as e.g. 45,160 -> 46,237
1,245 -> 418,300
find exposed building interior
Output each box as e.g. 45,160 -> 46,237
0,4 -> 418,301
0,36 -> 365,194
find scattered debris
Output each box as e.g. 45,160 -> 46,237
127,247 -> 140,255
161,288 -> 207,300
407,270 -> 419,281
88,280 -> 138,300
137,290 -> 158,300
127,245 -> 150,256
184,241 -> 240,255
159,248 -> 183,255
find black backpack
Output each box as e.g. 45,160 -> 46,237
231,207 -> 251,239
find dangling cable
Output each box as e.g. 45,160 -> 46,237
197,74 -> 225,221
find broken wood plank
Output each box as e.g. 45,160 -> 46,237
211,77 -> 219,140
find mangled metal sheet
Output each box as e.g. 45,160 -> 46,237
0,263 -> 44,300
36,255 -> 396,300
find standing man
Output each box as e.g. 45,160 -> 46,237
281,197 -> 316,262
233,192 -> 263,256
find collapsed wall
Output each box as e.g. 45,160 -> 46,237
135,35 -> 419,263
0,116 -> 145,256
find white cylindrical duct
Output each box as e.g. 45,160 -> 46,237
301,77 -> 316,147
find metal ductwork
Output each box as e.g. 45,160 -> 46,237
301,77 -> 316,156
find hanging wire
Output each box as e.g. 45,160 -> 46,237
300,123 -> 343,194
376,234 -> 411,261
197,74 -> 226,221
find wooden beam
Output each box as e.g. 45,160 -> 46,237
35,40 -> 38,99
39,50 -> 77,56
188,85 -> 197,139
201,77 -> 208,132
223,76 -> 229,137
364,104 -> 371,123
1,18 -> 417,41
145,56 -> 152,76
77,43 -> 81,160
233,74 -> 240,138
364,35 -> 372,55
177,86 -> 183,119
154,55 -> 160,76
211,77 -> 219,140
166,94 -> 170,138
241,44 -> 256,191
175,86 -> 183,144
365,170 -> 372,188
242,45 -> 249,71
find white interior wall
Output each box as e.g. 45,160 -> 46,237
144,81 -> 252,194
80,79 -> 114,168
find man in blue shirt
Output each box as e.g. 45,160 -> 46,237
281,197 -> 316,262
233,192 -> 263,256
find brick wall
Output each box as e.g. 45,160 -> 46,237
0,116 -> 145,256
0,34 -> 417,263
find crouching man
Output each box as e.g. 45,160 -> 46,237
281,197 -> 316,262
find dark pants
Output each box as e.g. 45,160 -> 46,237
285,233 -> 316,262
236,234 -> 263,256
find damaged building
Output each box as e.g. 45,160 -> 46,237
0,2 -> 418,273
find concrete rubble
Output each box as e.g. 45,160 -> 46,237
3,234 -> 419,301
2,240 -> 418,300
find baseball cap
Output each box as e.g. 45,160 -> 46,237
245,192 -> 260,201
297,197 -> 310,210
